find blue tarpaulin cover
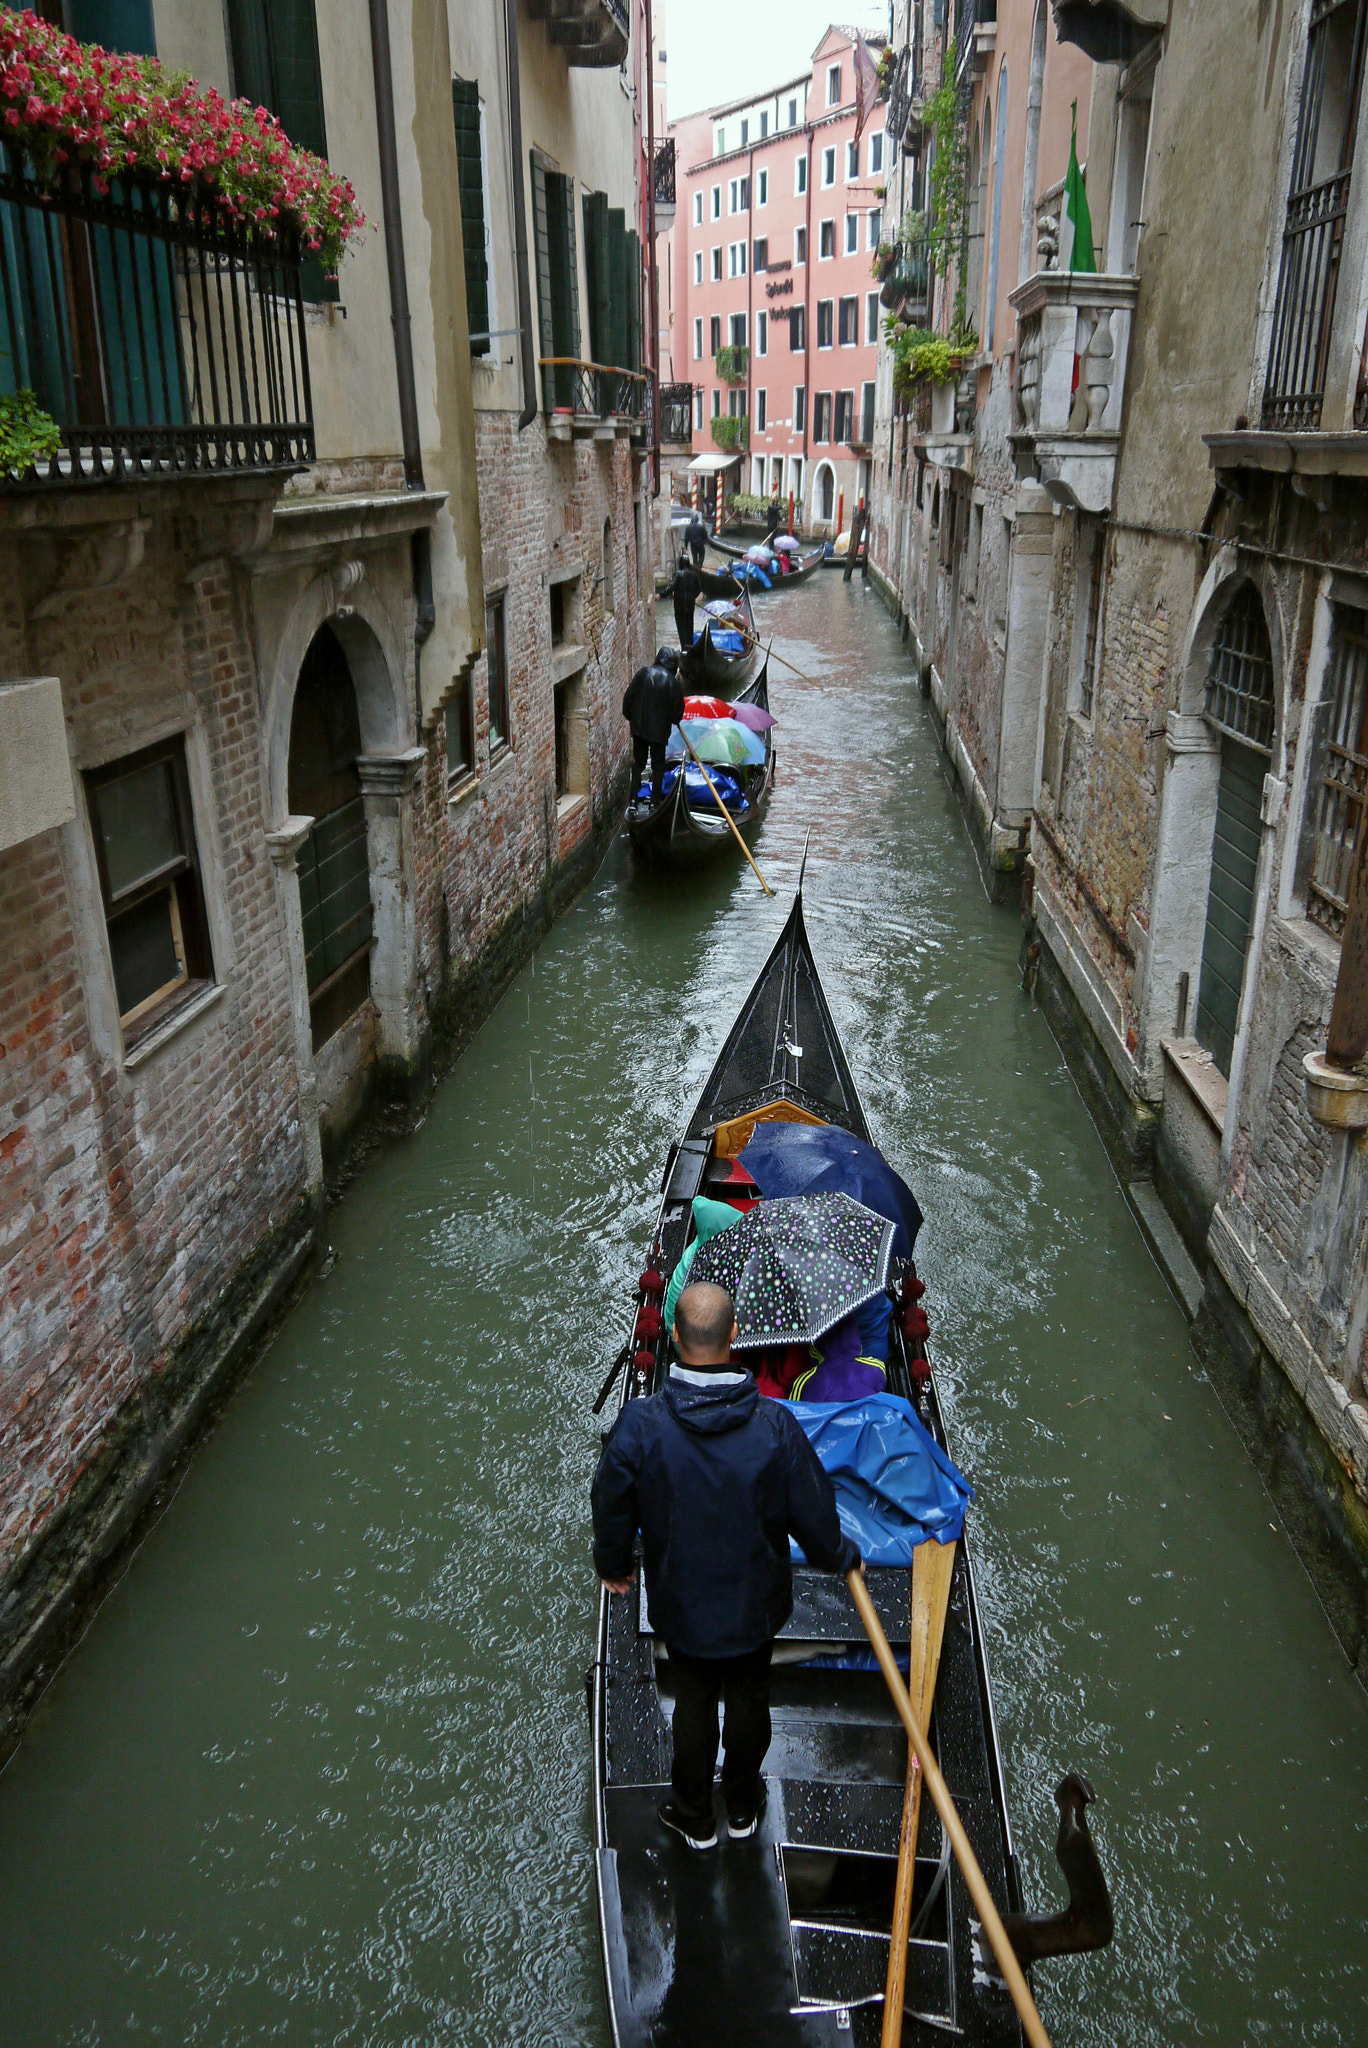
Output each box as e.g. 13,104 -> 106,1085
784,1393 -> 973,1564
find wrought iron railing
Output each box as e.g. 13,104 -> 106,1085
653,138 -> 676,210
0,141 -> 313,485
659,381 -> 694,444
539,356 -> 649,424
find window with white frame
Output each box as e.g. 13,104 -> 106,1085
790,304 -> 806,350
693,389 -> 704,430
869,131 -> 883,174
846,139 -> 858,179
838,296 -> 858,344
728,241 -> 747,277
729,176 -> 750,212
757,310 -> 768,355
693,250 -> 703,286
816,299 -> 834,347
795,154 -> 808,195
693,190 -> 703,225
867,206 -> 881,248
835,389 -> 854,441
715,127 -> 725,155
730,312 -> 747,347
757,388 -> 767,430
793,384 -> 806,431
711,184 -> 721,219
866,291 -> 879,344
711,387 -> 721,417
693,316 -> 703,359
710,314 -> 721,352
819,218 -> 835,259
758,167 -> 768,205
827,64 -> 841,105
754,236 -> 769,270
711,246 -> 722,281
771,456 -> 784,491
814,391 -> 832,441
787,96 -> 799,127
760,110 -> 769,138
821,146 -> 836,186
740,118 -> 750,147
845,213 -> 858,254
795,224 -> 807,264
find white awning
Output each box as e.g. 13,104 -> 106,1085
686,450 -> 742,474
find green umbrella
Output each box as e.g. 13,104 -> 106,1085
668,716 -> 766,767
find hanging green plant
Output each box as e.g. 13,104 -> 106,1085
0,390 -> 61,477
711,413 -> 749,451
925,39 -> 970,335
714,344 -> 749,383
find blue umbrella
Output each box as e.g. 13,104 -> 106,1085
739,1123 -> 923,1258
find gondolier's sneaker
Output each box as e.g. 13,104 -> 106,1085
657,1800 -> 717,1851
725,1784 -> 768,1840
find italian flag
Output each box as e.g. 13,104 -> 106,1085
1066,101 -> 1096,405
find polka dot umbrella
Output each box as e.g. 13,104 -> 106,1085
688,1192 -> 896,1350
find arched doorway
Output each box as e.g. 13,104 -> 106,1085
1194,583 -> 1276,1075
816,461 -> 836,525
288,624 -> 373,1051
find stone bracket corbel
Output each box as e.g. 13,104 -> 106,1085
357,748 -> 426,800
265,814 -> 316,869
1303,1051 -> 1368,1129
29,517 -> 152,619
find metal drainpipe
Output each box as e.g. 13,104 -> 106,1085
506,0 -> 538,430
367,0 -> 432,740
803,118 -> 812,528
746,140 -> 754,495
645,0 -> 660,493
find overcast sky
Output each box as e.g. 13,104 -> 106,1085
662,2 -> 890,123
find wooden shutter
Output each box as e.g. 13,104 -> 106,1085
548,172 -> 579,407
226,0 -> 334,300
625,228 -> 642,373
531,155 -> 556,409
1195,735 -> 1265,1076
583,192 -> 611,367
452,78 -> 490,354
606,207 -> 627,372
67,1 -> 157,54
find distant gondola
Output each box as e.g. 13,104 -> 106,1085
682,582 -> 763,694
591,889 -> 1114,2046
625,660 -> 773,871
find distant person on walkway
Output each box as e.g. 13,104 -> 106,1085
766,491 -> 782,534
663,557 -> 704,650
685,510 -> 710,568
592,1281 -> 861,1850
622,647 -> 684,806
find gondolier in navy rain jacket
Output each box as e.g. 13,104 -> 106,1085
592,1281 -> 860,1847
622,648 -> 684,805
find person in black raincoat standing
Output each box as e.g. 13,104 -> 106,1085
684,509 -> 709,568
593,1281 -> 860,1849
622,647 -> 685,806
662,557 -> 704,651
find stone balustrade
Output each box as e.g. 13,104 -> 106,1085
1008,271 -> 1139,514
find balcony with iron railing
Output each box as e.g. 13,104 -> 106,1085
526,0 -> 629,67
659,381 -> 694,449
540,357 -> 651,439
0,140 -> 313,486
653,138 -> 676,228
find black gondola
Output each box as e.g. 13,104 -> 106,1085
726,546 -> 828,590
625,660 -> 773,870
591,890 -> 1113,2047
682,582 -> 763,694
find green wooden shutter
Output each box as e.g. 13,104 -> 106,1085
68,0 -> 156,52
1195,735 -> 1265,1076
226,0 -> 335,300
625,228 -> 642,374
531,156 -> 558,409
606,207 -> 627,372
452,78 -> 490,354
583,192 -> 611,367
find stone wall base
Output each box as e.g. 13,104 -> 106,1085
1023,914 -> 1160,1179
0,1190 -> 321,1766
1195,1266 -> 1368,1688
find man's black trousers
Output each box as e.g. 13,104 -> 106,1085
668,1642 -> 772,1825
673,594 -> 696,648
632,736 -> 668,800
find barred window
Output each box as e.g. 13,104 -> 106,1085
1308,615 -> 1368,934
1204,585 -> 1275,752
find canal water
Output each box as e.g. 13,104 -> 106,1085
2,579 -> 1366,2047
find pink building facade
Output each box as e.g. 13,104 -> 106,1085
668,26 -> 887,534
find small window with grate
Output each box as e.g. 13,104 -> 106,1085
1307,613 -> 1368,935
1204,584 -> 1275,752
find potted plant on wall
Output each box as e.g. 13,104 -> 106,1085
714,344 -> 749,384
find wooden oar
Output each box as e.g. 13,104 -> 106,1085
736,633 -> 821,689
882,1537 -> 957,2048
679,732 -> 773,896
847,1569 -> 1053,2048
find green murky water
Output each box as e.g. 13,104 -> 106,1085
1,580 -> 1365,2046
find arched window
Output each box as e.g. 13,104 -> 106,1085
1195,585 -> 1276,1074
818,462 -> 835,521
289,625 -> 373,1051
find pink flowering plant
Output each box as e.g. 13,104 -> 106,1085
0,5 -> 362,272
